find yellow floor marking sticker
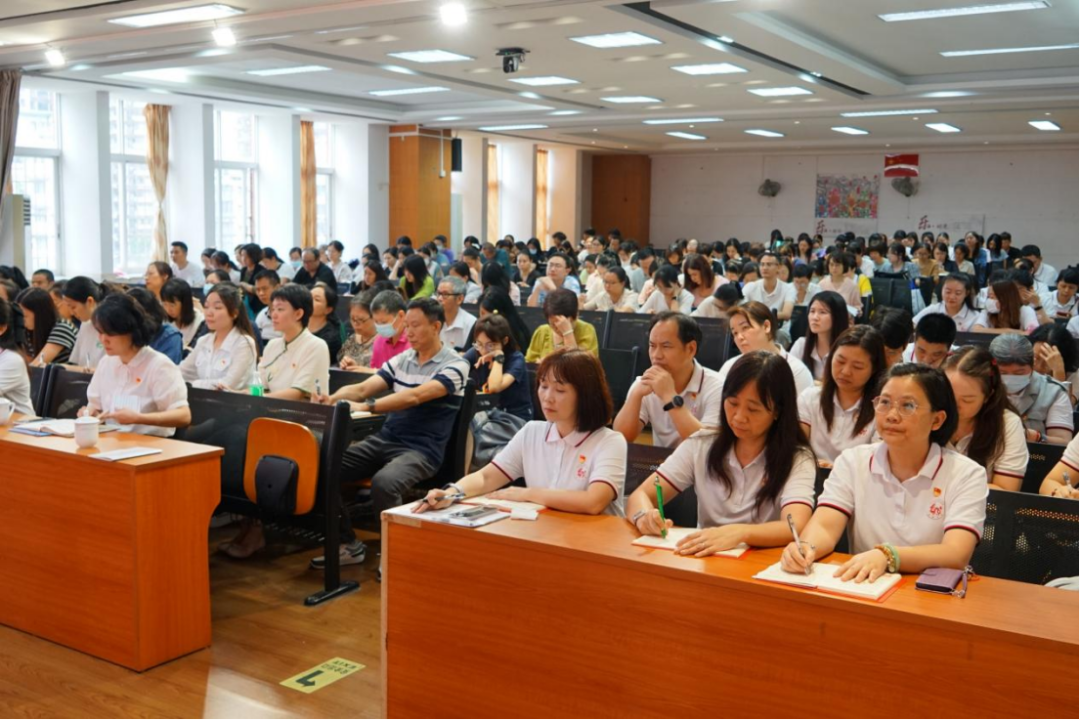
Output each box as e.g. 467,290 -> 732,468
281,657 -> 365,694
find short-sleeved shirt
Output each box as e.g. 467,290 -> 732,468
533,274 -> 582,307
1061,434 -> 1079,473
788,337 -> 825,380
339,333 -> 375,368
330,260 -> 353,285
377,344 -> 471,466
171,261 -> 205,288
584,287 -> 638,312
973,306 -> 1039,333
524,320 -> 599,363
1034,262 -> 1057,288
656,429 -> 816,527
717,348 -> 814,398
1040,290 -> 1078,319
255,307 -> 282,342
491,421 -> 627,516
258,329 -> 330,397
798,385 -> 877,464
463,348 -> 532,421
42,319 -> 77,364
818,442 -> 988,554
1008,373 -> 1075,435
640,288 -> 694,315
949,410 -> 1029,483
818,276 -> 862,313
371,332 -> 411,369
0,348 -> 33,415
629,361 -> 723,448
913,302 -> 980,333
180,327 -> 258,391
1068,316 -> 1078,340
71,320 -> 105,369
86,346 -> 189,437
441,309 -> 477,352
400,275 -> 435,300
742,279 -> 795,313
692,297 -> 726,319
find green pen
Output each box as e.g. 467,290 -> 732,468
654,478 -> 667,539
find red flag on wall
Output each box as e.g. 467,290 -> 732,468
884,153 -> 919,177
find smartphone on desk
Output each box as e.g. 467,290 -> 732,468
451,506 -> 502,520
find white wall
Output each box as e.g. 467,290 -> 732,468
257,113 -> 300,253
498,139 -> 536,242
450,133 -> 484,249
58,90 -> 111,276
547,145 -> 582,243
167,102 -> 214,257
333,121 -> 389,255
650,146 -> 1079,270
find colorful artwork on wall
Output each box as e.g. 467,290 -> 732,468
815,174 -> 880,219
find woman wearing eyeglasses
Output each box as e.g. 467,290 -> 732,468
462,314 -> 532,421
781,363 -> 987,583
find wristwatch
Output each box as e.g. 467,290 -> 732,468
662,395 -> 685,412
365,397 -> 377,413
493,353 -> 506,364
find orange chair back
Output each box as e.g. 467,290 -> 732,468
243,417 -> 320,515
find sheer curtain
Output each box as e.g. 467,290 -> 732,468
299,120 -> 317,249
486,143 -> 499,243
0,70 -> 23,219
143,104 -> 170,261
535,149 -> 550,248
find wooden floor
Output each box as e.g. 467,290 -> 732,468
0,525 -> 385,719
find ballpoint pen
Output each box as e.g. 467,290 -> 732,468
413,492 -> 466,512
787,513 -> 812,576
654,478 -> 667,539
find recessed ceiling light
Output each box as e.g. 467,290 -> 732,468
880,1 -> 1049,22
518,91 -> 542,99
435,116 -> 463,121
478,124 -> 549,131
926,122 -> 962,133
569,32 -> 662,49
509,76 -> 579,86
941,43 -> 1078,57
718,35 -> 735,44
44,49 -> 65,67
109,3 -> 243,28
387,50 -> 474,63
840,108 -> 938,117
293,107 -> 313,113
121,68 -> 190,82
600,95 -> 662,103
666,131 -> 706,140
383,65 -> 417,75
440,3 -> 468,26
1028,119 -> 1061,131
810,71 -> 823,78
748,86 -> 813,97
832,126 -> 870,135
745,129 -> 784,138
643,117 -> 722,125
211,27 -> 236,47
549,110 -> 582,116
370,86 -> 450,96
247,65 -> 331,76
921,90 -> 975,98
670,62 -> 746,75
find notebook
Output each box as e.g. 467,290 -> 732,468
461,494 -> 547,514
753,561 -> 902,601
632,528 -> 749,558
12,419 -> 119,438
89,447 -> 163,462
384,503 -> 509,528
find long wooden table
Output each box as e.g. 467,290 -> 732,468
0,421 -> 222,671
382,509 -> 1077,718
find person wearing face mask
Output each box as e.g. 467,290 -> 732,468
914,273 -> 978,332
973,278 -> 1039,334
989,333 -> 1073,445
900,314 -> 956,369
369,289 -> 411,370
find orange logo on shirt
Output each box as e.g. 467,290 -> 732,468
135,377 -> 142,384
578,455 -> 586,463
933,487 -> 942,497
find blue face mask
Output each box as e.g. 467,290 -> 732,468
375,322 -> 397,338
203,283 -> 215,296
290,260 -> 302,270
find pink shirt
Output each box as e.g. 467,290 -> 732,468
371,333 -> 411,369
818,276 -> 862,315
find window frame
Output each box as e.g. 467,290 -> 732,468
110,96 -> 156,275
13,89 -> 63,272
213,109 -> 259,246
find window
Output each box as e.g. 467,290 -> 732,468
110,97 -> 156,274
13,89 -> 62,272
214,110 -> 258,246
313,121 -> 333,244
535,149 -> 551,248
486,142 -> 499,243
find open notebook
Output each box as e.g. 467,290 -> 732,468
384,503 -> 509,528
11,419 -> 119,438
753,561 -> 902,601
461,494 -> 546,514
632,528 -> 749,558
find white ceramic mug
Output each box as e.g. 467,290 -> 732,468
0,398 -> 12,425
74,416 -> 100,449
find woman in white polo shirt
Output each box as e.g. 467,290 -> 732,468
640,265 -> 694,315
798,326 -> 888,466
0,298 -> 33,416
78,294 -> 191,437
717,302 -> 815,397
913,273 -> 979,333
789,290 -> 851,381
943,346 -> 1029,491
781,364 -> 987,583
626,351 -> 817,556
256,284 -> 330,400
180,283 -> 259,391
418,349 -> 627,516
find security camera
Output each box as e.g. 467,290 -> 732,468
497,47 -> 528,74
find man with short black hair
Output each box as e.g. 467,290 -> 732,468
1021,244 -> 1057,287
902,313 -> 956,368
1041,266 -> 1078,320
169,241 -> 205,287
30,269 -> 54,290
613,312 -> 722,448
870,306 -> 913,368
741,251 -> 795,320
253,269 -> 282,342
293,248 -> 337,288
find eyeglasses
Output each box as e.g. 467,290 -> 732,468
472,342 -> 499,353
872,397 -> 920,417
435,291 -> 462,299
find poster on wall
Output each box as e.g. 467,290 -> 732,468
815,174 -> 880,219
909,214 -> 986,236
813,218 -> 879,238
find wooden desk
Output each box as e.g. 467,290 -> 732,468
0,422 -> 223,671
382,511 -> 1077,718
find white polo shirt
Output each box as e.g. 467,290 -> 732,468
818,442 -> 988,555
716,348 -> 814,398
691,297 -> 726,319
255,307 -> 282,342
0,348 -> 33,415
742,279 -> 796,313
440,309 -> 476,352
1034,262 -> 1057,288
180,327 -> 258,391
973,306 -> 1039,333
640,288 -> 694,315
171,261 -> 205,288
797,386 -> 877,464
913,302 -> 979,333
1007,375 -> 1074,435
584,287 -> 639,312
656,429 -> 816,527
86,346 -> 189,437
1069,315 -> 1078,340
330,260 -> 353,285
71,320 -> 105,369
788,337 -> 825,380
630,361 -> 723,448
1062,434 -> 1079,473
949,410 -> 1028,483
1040,290 -> 1078,319
491,421 -> 627,517
258,329 -> 330,396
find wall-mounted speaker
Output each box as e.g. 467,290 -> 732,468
451,138 -> 462,172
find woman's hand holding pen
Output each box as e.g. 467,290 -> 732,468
780,541 -> 816,574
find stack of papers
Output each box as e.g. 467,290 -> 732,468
385,503 -> 509,528
89,447 -> 162,462
632,528 -> 749,558
753,561 -> 902,601
461,494 -> 546,514
11,419 -> 118,438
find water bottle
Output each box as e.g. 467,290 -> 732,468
250,367 -> 264,397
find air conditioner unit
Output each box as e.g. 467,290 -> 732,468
0,194 -> 28,268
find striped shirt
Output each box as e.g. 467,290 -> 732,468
376,344 -> 470,466
42,319 -> 78,364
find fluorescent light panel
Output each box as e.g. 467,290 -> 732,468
832,126 -> 869,135
841,108 -> 938,117
440,3 -> 468,26
600,95 -> 661,103
478,124 -> 548,131
1028,120 -> 1060,131
370,86 -> 449,96
45,49 -> 65,67
748,86 -> 812,97
670,62 -> 746,75
509,76 -> 579,86
569,32 -> 662,48
666,131 -> 706,140
643,117 -> 722,125
247,65 -> 330,76
212,27 -> 236,46
435,116 -> 463,121
549,110 -> 582,116
926,122 -> 962,133
941,43 -> 1077,56
122,68 -> 190,82
880,1 -> 1049,22
109,3 -> 243,28
387,50 -> 473,63
745,128 -> 784,138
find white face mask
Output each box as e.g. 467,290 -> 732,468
1001,373 -> 1031,394
984,298 -> 999,314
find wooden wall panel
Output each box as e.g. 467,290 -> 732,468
389,128 -> 452,243
590,154 -> 651,246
